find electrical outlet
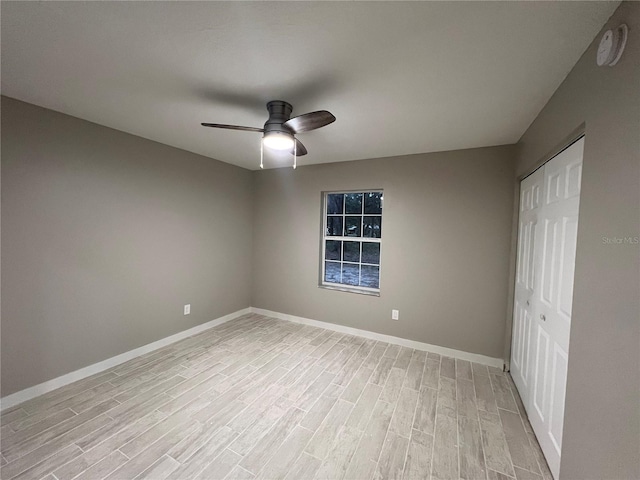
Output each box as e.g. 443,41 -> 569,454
184,304 -> 191,315
392,309 -> 399,320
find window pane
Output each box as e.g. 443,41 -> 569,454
325,240 -> 341,261
364,192 -> 383,214
342,263 -> 359,286
327,194 -> 344,214
363,216 -> 382,238
326,216 -> 343,236
361,265 -> 380,288
362,242 -> 380,264
345,216 -> 361,237
325,261 -> 341,283
343,241 -> 360,263
345,193 -> 363,214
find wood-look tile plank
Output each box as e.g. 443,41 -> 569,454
343,400 -> 395,480
0,408 -> 28,425
282,365 -> 324,402
499,409 -> 541,475
402,429 -> 433,480
72,450 -> 129,480
239,407 -> 307,474
296,372 -> 335,411
370,357 -> 395,386
20,372 -> 118,415
323,382 -> 345,398
301,395 -> 338,431
361,343 -> 388,370
488,469 -> 516,480
374,431 -> 409,480
403,353 -> 425,391
437,377 -> 457,419
458,415 -> 486,480
478,410 -> 516,478
491,374 -> 519,413
341,367 -> 374,403
412,386 -> 438,435
389,388 -> 418,438
333,342 -> 375,386
3,399 -> 119,463
166,428 -> 239,479
514,466 -> 543,480
455,359 -> 473,381
193,448 -> 241,480
285,452 -> 322,480
313,425 -> 362,480
379,367 -> 406,405
7,444 -> 83,480
255,425 -> 314,480
1,409 -> 77,449
171,423 -> 238,464
475,372 -> 499,414
527,432 -> 554,480
121,398 -> 210,458
431,413 -> 458,480
383,344 -> 401,359
457,378 -> 478,418
137,454 -> 180,480
472,362 -> 489,378
421,358 -> 440,390
345,383 -> 382,431
0,414 -> 111,480
440,357 -> 456,379
104,417 -> 205,480
225,465 -> 256,480
393,347 -> 414,370
305,400 -> 353,460
228,398 -> 291,456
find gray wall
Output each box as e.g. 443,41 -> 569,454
251,146 -> 515,359
1,97 -> 253,396
508,3 -> 639,479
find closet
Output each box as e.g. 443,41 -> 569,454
510,137 -> 584,480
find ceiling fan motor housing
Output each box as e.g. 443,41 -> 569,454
264,101 -> 294,137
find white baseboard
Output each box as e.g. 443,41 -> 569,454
0,307 -> 251,411
251,307 -> 504,369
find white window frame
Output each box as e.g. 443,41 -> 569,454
320,190 -> 383,296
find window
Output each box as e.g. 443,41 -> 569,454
321,191 -> 382,294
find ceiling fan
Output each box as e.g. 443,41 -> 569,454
202,100 -> 335,168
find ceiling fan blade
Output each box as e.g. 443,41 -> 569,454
283,111 -> 335,133
291,138 -> 308,156
201,123 -> 264,133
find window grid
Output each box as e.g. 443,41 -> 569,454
321,191 -> 382,293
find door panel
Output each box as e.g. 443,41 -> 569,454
532,324 -> 550,420
511,137 -> 584,480
549,344 -> 568,454
510,167 -> 543,398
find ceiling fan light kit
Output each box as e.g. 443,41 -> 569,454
201,100 -> 335,169
262,132 -> 295,151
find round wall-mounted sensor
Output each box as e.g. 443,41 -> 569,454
597,24 -> 628,67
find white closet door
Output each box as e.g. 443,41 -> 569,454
511,167 -> 543,401
511,137 -> 584,480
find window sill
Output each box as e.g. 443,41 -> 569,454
318,284 -> 380,297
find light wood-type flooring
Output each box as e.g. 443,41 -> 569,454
0,313 -> 553,480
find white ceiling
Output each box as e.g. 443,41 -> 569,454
1,1 -> 617,170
